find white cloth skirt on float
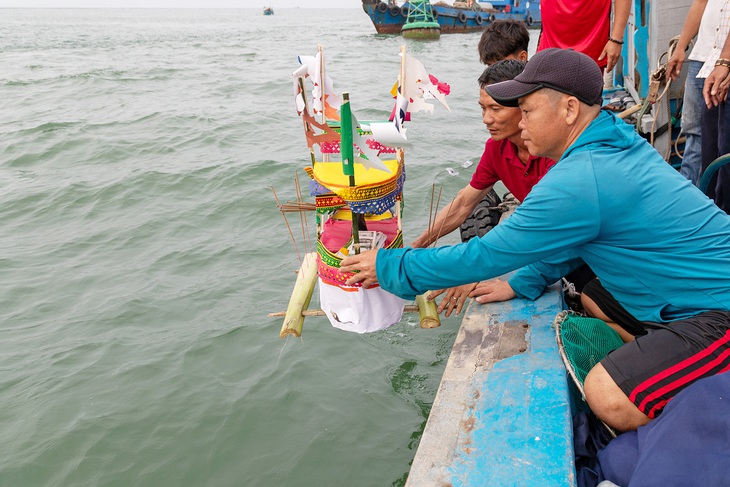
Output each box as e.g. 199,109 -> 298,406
318,278 -> 406,333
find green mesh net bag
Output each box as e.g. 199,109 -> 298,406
554,311 -> 625,398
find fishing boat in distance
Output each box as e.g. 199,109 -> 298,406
361,0 -> 540,35
263,6 -> 274,15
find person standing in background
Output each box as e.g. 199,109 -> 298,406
699,1 -> 730,212
538,0 -> 631,72
667,0 -> 723,186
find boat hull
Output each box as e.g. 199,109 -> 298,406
361,0 -> 541,34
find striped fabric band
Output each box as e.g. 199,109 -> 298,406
629,329 -> 730,418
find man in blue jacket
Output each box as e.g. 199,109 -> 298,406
341,48 -> 730,432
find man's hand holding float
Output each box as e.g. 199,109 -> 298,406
341,249 -> 380,288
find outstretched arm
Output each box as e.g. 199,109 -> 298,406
363,161 -> 601,301
411,184 -> 490,248
427,283 -> 479,317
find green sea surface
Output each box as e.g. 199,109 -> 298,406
0,8 -> 535,486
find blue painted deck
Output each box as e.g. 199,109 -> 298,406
406,281 -> 575,486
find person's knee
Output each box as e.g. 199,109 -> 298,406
581,292 -> 598,317
584,365 -> 620,414
584,364 -> 649,431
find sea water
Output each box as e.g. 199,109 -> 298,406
0,8 -> 536,486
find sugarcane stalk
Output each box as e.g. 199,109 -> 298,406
280,252 -> 318,338
415,292 -> 441,329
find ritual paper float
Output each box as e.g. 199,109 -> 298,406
273,45 -> 450,337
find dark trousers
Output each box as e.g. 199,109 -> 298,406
700,98 -> 730,214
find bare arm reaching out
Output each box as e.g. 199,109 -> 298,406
410,185 -> 490,248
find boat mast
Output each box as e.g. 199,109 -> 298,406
318,44 -> 329,163
340,92 -> 361,254
395,45 -> 406,233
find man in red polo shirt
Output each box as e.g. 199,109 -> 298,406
410,60 -> 554,315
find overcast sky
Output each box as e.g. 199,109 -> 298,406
0,0 -> 361,7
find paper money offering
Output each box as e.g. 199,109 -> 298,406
356,231 -> 387,252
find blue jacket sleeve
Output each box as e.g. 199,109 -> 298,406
508,251 -> 585,300
375,158 -> 601,300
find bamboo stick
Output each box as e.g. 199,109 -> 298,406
396,148 -> 404,231
279,252 -> 318,338
293,171 -> 313,254
415,293 -> 441,329
318,44 -> 326,126
271,186 -> 302,264
400,45 -> 406,94
269,305 -> 421,318
432,196 -> 455,248
277,202 -> 316,212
